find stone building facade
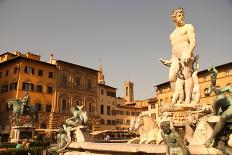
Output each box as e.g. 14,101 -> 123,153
48,60 -> 99,130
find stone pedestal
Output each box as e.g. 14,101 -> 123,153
10,126 -> 36,143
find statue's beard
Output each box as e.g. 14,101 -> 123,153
175,20 -> 185,27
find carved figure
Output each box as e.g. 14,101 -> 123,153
205,67 -> 232,147
57,105 -> 89,152
184,113 -> 198,144
191,55 -> 200,104
160,7 -> 196,104
160,121 -> 190,155
156,112 -> 174,144
57,128 -> 69,149
20,92 -> 30,115
208,124 -> 232,155
128,112 -> 158,144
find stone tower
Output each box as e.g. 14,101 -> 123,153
124,81 -> 134,103
98,63 -> 105,84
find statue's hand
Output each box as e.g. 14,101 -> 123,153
159,58 -> 171,67
182,52 -> 191,64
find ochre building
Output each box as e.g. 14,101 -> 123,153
0,52 -> 56,139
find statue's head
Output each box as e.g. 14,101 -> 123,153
171,7 -> 185,27
160,121 -> 171,134
58,127 -> 65,134
163,112 -> 173,117
134,116 -> 144,131
208,66 -> 217,74
70,106 -> 79,113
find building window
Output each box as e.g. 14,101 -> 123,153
107,91 -> 116,97
204,88 -> 210,97
10,82 -> 17,90
152,113 -> 156,119
1,84 -> 9,93
24,66 -> 34,75
22,82 -> 34,91
100,119 -> 105,124
107,106 -> 111,115
126,111 -> 130,115
112,110 -> 116,115
87,79 -> 92,89
14,67 -> 18,74
226,69 -> 231,76
126,120 -> 130,125
37,85 -> 43,92
38,69 -> 43,76
62,99 -> 67,113
46,105 -> 52,112
120,111 -> 124,115
6,70 -> 9,76
101,105 -> 104,114
160,99 -> 163,107
101,89 -> 104,95
107,120 -> 111,125
35,103 -> 41,111
62,75 -> 68,87
75,76 -> 81,88
119,119 -> 123,124
112,120 -> 116,125
47,86 -> 53,94
151,103 -> 156,109
48,72 -> 53,78
89,102 -> 92,113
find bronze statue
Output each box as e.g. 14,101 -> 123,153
57,105 -> 88,152
160,121 -> 190,155
7,92 -> 34,126
20,92 -> 30,115
205,67 -> 232,147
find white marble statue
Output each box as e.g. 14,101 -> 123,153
160,7 -> 199,105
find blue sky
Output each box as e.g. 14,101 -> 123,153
0,0 -> 231,99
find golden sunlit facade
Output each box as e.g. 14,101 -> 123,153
48,60 -> 99,130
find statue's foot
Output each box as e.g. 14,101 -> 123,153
204,139 -> 213,148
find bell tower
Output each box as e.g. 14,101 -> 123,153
124,81 -> 134,103
98,62 -> 105,85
